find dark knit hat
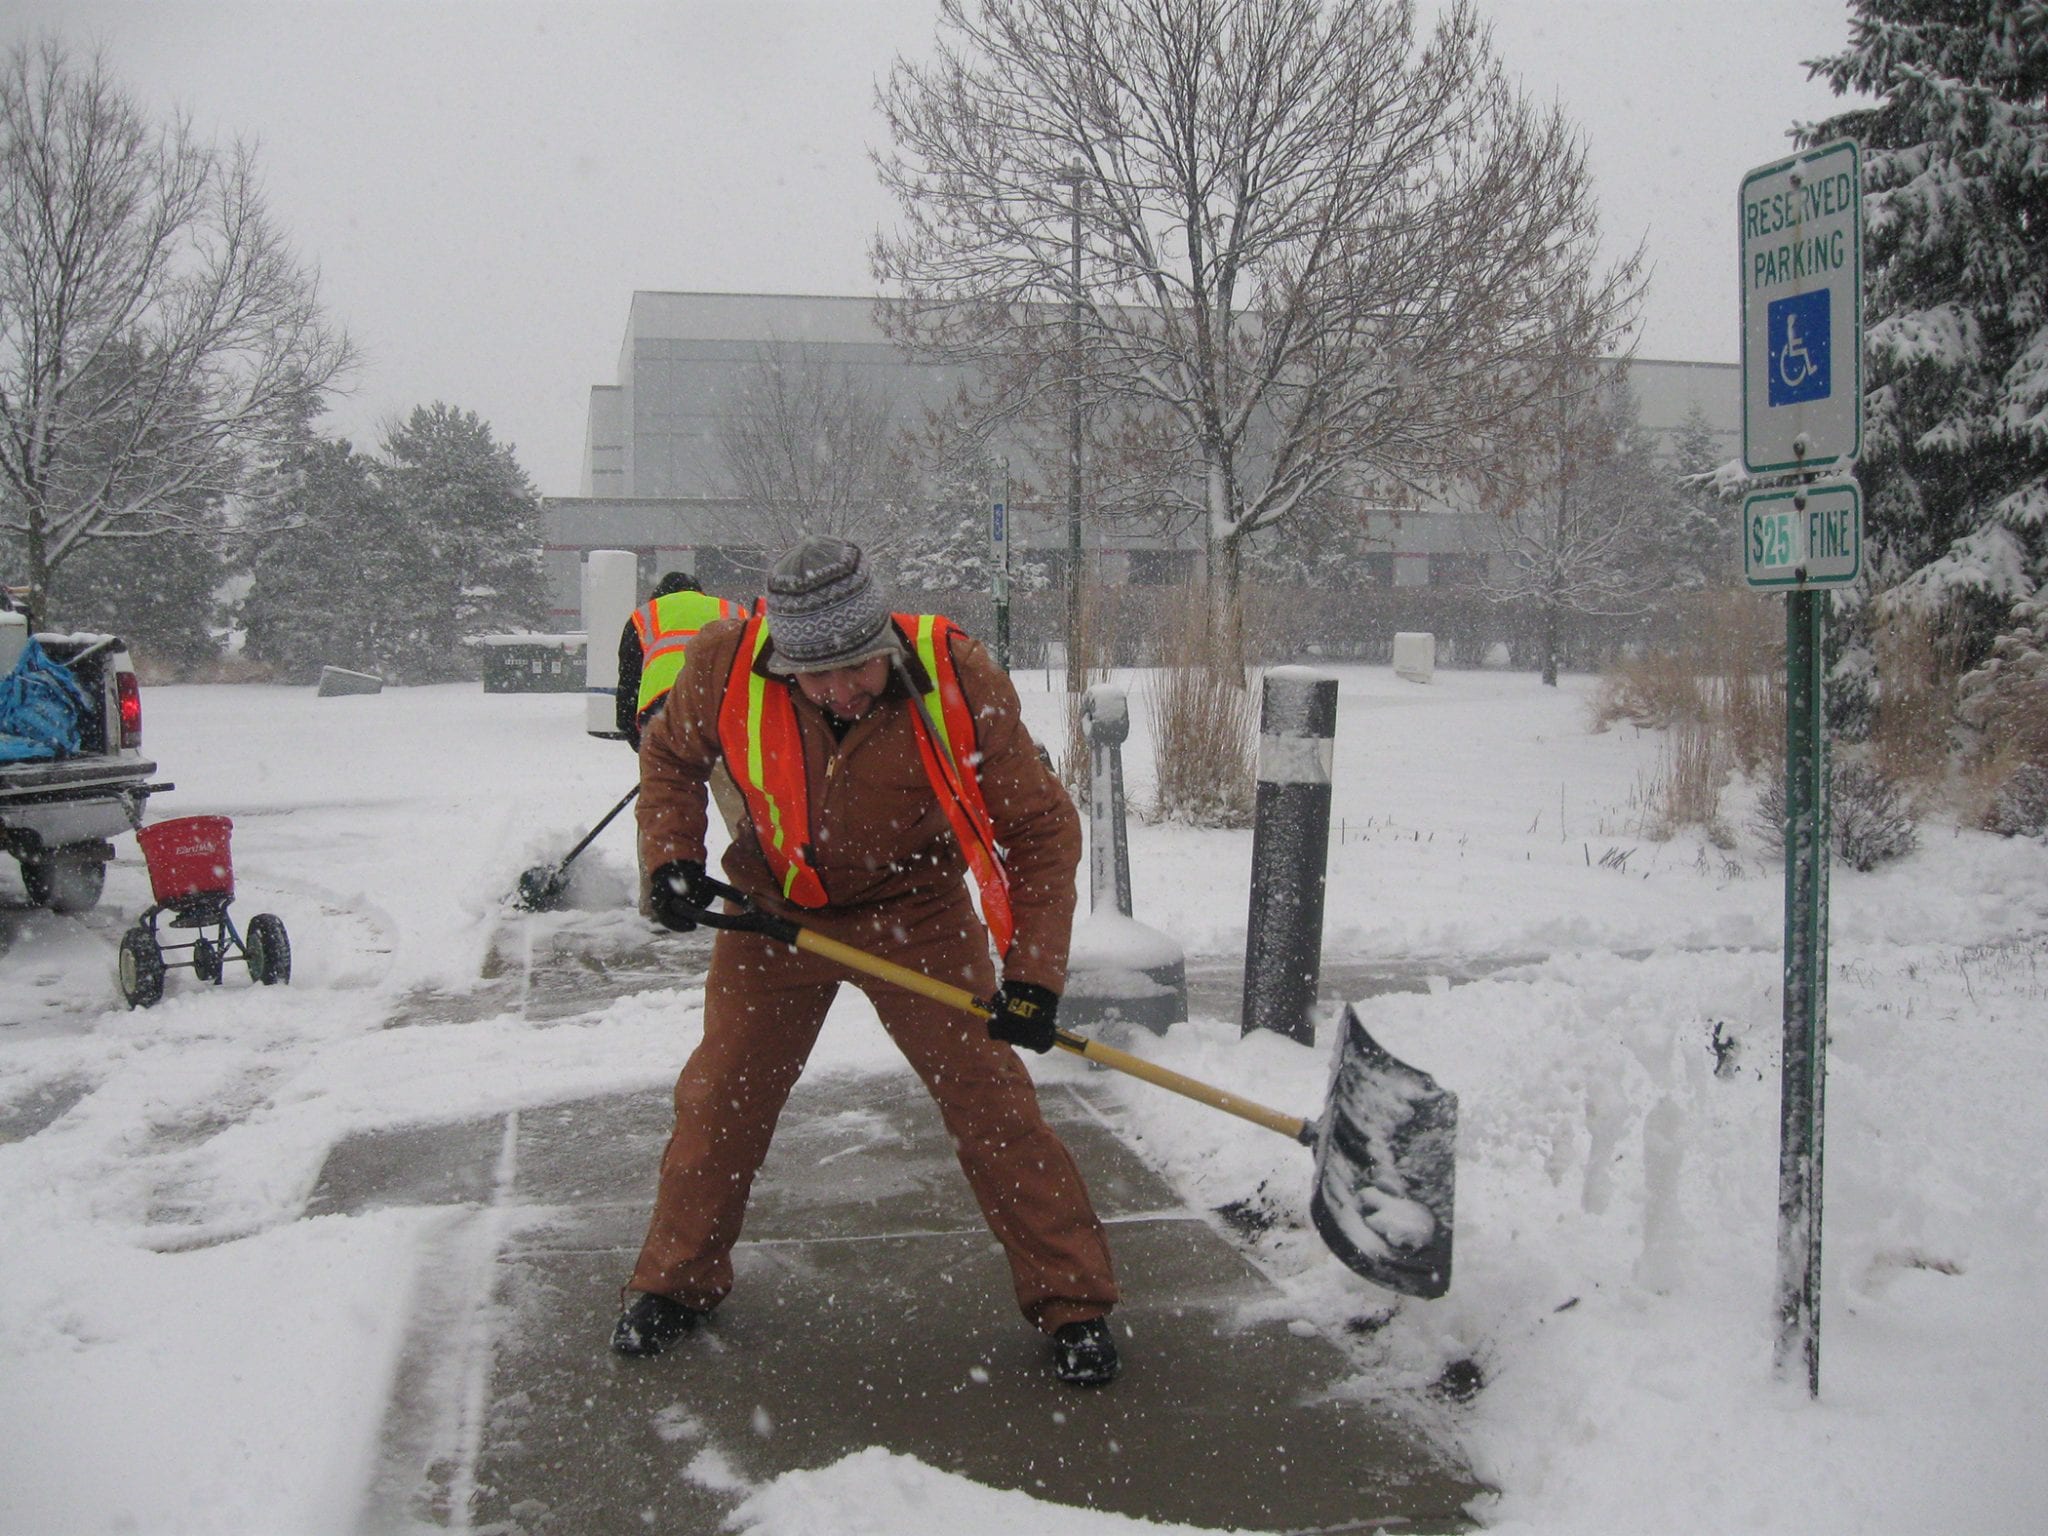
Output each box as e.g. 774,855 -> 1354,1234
763,536 -> 898,674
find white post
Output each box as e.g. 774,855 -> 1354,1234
583,550 -> 639,739
1082,684 -> 1132,916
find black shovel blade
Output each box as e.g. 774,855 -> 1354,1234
515,864 -> 569,912
1310,1004 -> 1458,1299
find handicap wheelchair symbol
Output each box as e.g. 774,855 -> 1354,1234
1778,317 -> 1815,389
1767,289 -> 1831,407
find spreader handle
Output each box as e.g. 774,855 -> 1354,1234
789,928 -> 1313,1145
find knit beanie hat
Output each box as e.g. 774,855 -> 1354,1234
763,536 -> 899,674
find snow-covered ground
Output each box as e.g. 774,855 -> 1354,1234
2,664 -> 2043,1534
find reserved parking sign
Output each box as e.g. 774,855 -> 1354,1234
1741,140 -> 1861,473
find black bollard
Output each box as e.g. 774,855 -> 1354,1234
1242,668 -> 1338,1043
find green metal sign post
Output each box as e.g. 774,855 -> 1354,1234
1741,138 -> 1862,1398
1775,586 -> 1831,1396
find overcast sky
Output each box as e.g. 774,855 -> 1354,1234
6,1 -> 1860,499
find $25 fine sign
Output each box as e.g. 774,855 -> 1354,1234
1743,481 -> 1862,590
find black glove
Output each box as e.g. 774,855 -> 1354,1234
988,979 -> 1060,1053
648,859 -> 712,933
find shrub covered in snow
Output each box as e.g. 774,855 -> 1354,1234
1983,762 -> 2048,839
1749,755 -> 1922,870
1959,590 -> 2048,835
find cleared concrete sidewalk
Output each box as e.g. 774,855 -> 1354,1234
325,931 -> 1482,1533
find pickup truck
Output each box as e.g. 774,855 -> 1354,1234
1,602 -> 170,914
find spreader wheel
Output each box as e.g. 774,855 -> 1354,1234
118,927 -> 165,1009
246,913 -> 292,986
192,935 -> 221,983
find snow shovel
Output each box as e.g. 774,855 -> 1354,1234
514,784 -> 640,912
677,873 -> 1457,1299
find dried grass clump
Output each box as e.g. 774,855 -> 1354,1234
1589,649 -> 1706,732
1146,585 -> 1256,828
1648,713 -> 1733,846
1605,594 -> 1780,839
1869,609 -> 1963,790
1960,690 -> 2048,836
1714,597 -> 1786,776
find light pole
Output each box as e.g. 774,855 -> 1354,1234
1059,158 -> 1087,696
990,456 -> 1011,669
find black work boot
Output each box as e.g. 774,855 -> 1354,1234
1051,1317 -> 1120,1386
611,1291 -> 703,1358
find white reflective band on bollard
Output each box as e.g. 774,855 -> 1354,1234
1259,733 -> 1334,786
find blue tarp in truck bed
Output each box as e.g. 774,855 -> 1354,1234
0,638 -> 89,763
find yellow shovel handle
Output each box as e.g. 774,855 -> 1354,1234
792,929 -> 1313,1145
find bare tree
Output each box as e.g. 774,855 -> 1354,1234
712,341 -> 909,555
872,0 -> 1643,608
0,38 -> 353,622
1481,290 -> 1674,685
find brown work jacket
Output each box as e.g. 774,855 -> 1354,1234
638,614 -> 1081,993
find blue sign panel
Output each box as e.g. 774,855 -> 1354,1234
1767,289 -> 1832,408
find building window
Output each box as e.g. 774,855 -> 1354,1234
697,545 -> 769,593
1430,554 -> 1488,587
1128,548 -> 1197,587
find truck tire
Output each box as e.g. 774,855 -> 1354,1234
23,843 -> 110,914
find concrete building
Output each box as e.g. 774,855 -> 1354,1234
543,290 -> 1739,624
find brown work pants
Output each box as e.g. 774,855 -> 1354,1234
627,898 -> 1118,1332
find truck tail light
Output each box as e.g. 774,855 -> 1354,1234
117,670 -> 142,749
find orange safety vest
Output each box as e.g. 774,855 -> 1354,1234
633,589 -> 742,717
716,608 -> 1017,954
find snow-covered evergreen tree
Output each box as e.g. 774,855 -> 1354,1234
863,403 -> 988,595
240,405 -> 546,682
380,404 -> 548,651
240,435 -> 406,681
1666,404 -> 1740,591
42,504 -> 231,673
1804,1 -> 2047,661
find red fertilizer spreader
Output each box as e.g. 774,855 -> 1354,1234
118,815 -> 291,1008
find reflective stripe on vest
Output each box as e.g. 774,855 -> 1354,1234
717,606 -> 828,907
715,610 -> 1016,954
902,613 -> 1015,954
634,590 -> 741,717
